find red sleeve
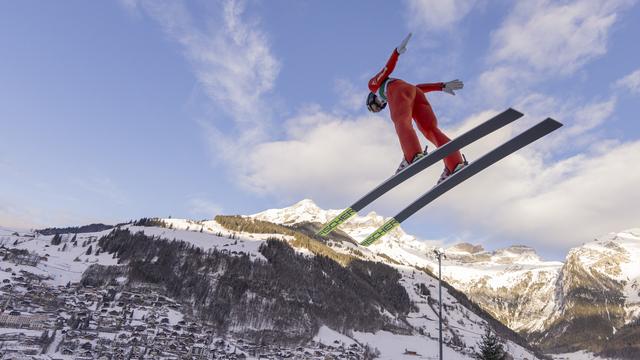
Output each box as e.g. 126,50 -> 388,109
368,49 -> 400,93
416,82 -> 444,93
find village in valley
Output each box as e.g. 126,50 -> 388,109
0,230 -> 368,360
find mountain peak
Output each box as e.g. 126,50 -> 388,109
250,199 -> 325,225
499,245 -> 537,254
291,199 -> 322,211
491,245 -> 541,264
249,199 -> 423,246
447,242 -> 485,254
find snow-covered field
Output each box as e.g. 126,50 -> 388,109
0,220 -> 294,287
551,351 -> 610,360
0,228 -> 118,286
314,264 -> 543,360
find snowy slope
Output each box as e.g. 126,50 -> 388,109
365,265 -> 539,360
0,220 -> 286,287
313,265 -> 541,359
0,228 -> 118,286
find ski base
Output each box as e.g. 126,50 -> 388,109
360,218 -> 400,246
317,207 -> 357,237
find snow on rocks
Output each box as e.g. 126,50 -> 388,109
566,229 -> 640,324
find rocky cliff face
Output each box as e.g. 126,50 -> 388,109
533,231 -> 640,355
423,244 -> 562,335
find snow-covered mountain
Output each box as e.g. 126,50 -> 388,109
251,199 -> 640,357
0,217 -> 544,360
252,199 -> 425,248
537,230 -> 640,355
2,198 -> 637,358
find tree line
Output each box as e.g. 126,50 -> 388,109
95,228 -> 413,344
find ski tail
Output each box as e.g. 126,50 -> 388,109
359,117 -> 562,246
316,207 -> 357,237
317,108 -> 523,237
360,218 -> 400,247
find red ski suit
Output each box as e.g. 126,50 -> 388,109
369,49 -> 463,171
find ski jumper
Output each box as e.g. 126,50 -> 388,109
369,49 -> 463,172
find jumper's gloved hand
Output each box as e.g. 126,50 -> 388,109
396,33 -> 412,54
443,79 -> 464,95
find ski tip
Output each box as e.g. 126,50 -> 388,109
506,107 -> 524,118
543,117 -> 563,129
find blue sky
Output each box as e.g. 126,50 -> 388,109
2,0 -> 639,259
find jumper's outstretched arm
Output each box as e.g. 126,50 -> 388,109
368,33 -> 412,93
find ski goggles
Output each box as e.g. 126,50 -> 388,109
366,92 -> 386,113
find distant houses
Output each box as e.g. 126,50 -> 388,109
0,313 -> 49,330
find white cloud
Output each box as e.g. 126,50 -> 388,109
435,135 -> 640,249
513,93 -> 617,148
566,97 -> 616,136
475,65 -> 535,105
238,110 -> 402,204
476,0 -> 635,105
405,0 -> 478,31
615,68 -> 640,94
490,0 -> 633,75
130,0 -> 280,158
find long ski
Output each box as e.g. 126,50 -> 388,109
317,108 -> 524,237
360,117 -> 563,246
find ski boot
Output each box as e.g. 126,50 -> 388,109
437,154 -> 468,185
395,146 -> 428,174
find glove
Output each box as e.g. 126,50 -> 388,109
443,79 -> 464,95
396,33 -> 412,54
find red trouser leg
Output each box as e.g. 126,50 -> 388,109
412,88 -> 463,172
387,80 -> 423,162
